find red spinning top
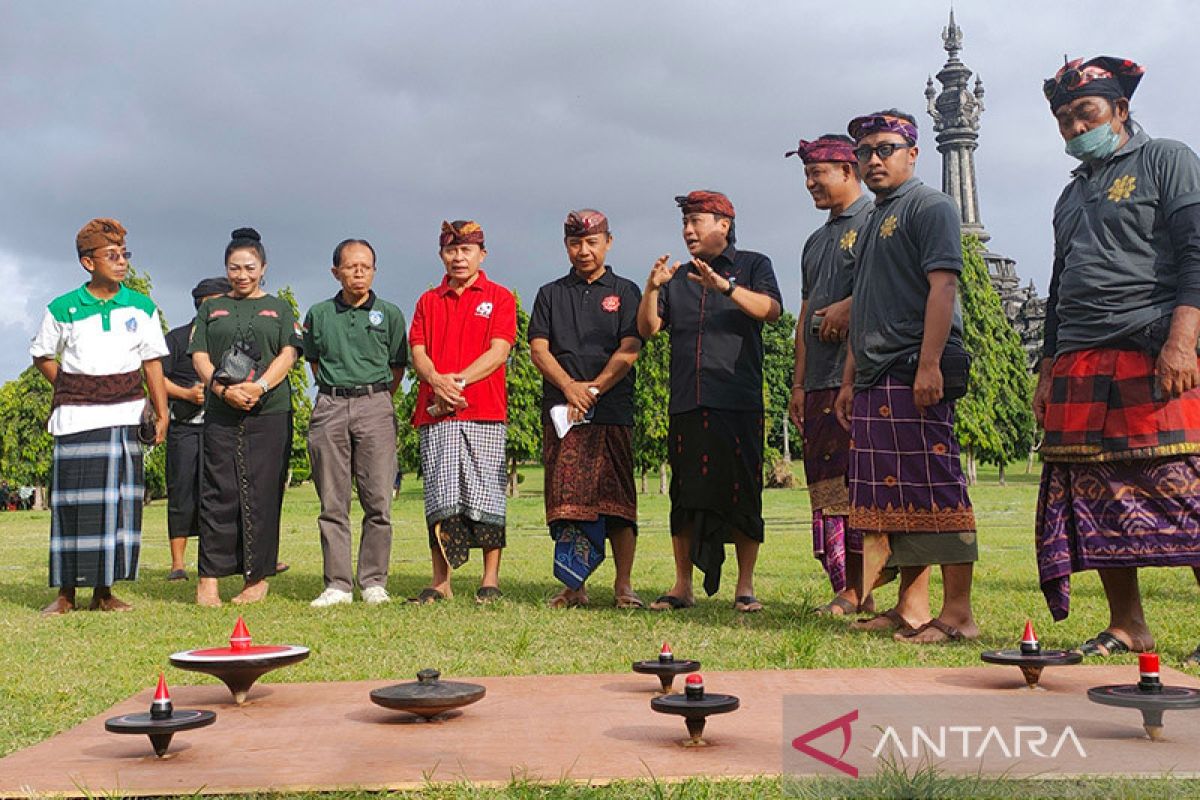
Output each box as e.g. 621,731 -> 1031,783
1140,653 -> 1160,678
230,616 -> 252,651
150,673 -> 173,720
685,673 -> 705,699
659,642 -> 674,662
1020,620 -> 1041,654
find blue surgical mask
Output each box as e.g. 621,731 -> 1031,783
1065,122 -> 1121,162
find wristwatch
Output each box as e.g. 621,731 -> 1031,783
721,279 -> 735,297
255,377 -> 271,394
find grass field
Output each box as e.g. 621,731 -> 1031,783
1,464 -> 1199,798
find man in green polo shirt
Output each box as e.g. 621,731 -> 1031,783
304,238 -> 407,607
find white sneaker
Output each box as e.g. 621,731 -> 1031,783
362,586 -> 391,605
310,588 -> 353,607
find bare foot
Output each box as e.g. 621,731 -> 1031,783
548,587 -> 588,608
41,595 -> 75,616
89,593 -> 133,612
231,580 -> 269,605
196,578 -> 222,607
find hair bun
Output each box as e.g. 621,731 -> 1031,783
230,227 -> 261,242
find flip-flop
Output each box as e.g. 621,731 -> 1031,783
1076,630 -> 1131,657
851,608 -> 913,634
895,618 -> 971,644
165,569 -> 188,582
649,594 -> 693,611
275,562 -> 290,574
734,595 -> 763,613
814,596 -> 857,616
409,587 -> 445,605
548,589 -> 588,609
615,592 -> 646,610
475,586 -> 503,605
1184,645 -> 1200,668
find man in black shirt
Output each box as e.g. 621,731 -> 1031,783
160,277 -> 230,580
637,190 -> 783,612
530,209 -> 644,608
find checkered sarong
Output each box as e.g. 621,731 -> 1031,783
848,377 -> 975,534
1042,347 -> 1200,462
50,426 -> 143,587
419,421 -> 507,528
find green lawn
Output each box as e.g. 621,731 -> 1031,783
1,464 -> 1198,799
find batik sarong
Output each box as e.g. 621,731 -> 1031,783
848,377 -> 976,566
803,388 -> 857,591
198,413 -> 290,581
1042,347 -> 1200,462
668,408 -> 764,596
50,425 -> 143,587
420,420 -> 507,568
551,518 -> 607,590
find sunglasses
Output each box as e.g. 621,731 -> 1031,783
88,249 -> 132,263
1043,69 -> 1086,100
853,142 -> 911,162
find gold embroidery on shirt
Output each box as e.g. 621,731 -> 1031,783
880,215 -> 898,238
1107,175 -> 1136,202
839,229 -> 858,251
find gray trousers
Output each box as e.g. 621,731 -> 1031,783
308,390 -> 398,591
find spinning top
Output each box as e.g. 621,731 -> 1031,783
980,620 -> 1080,689
369,668 -> 486,721
105,674 -> 216,758
650,672 -> 740,747
633,642 -> 700,693
1088,655 -> 1200,741
169,616 -> 309,705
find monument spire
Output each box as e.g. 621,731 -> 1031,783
925,7 -> 988,242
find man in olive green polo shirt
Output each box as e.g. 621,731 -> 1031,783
304,238 -> 407,607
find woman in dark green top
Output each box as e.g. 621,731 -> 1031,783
189,227 -> 301,607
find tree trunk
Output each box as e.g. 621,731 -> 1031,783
507,457 -> 519,498
964,448 -> 977,486
640,470 -> 648,495
659,462 -> 669,495
1026,447 -> 1035,475
33,485 -> 46,511
998,462 -> 1007,486
782,417 -> 791,463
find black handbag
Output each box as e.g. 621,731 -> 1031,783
888,343 -> 973,403
212,329 -> 263,387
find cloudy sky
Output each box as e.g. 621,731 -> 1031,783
1,0 -> 1192,383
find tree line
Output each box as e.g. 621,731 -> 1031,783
0,235 -> 1034,506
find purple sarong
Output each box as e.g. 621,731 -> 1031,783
812,510 -> 863,593
848,377 -> 975,534
804,388 -> 856,591
1036,455 -> 1200,620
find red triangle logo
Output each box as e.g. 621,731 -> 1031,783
791,709 -> 858,778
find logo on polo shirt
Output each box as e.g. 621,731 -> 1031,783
475,302 -> 494,318
258,309 -> 279,318
840,229 -> 858,251
1107,175 -> 1136,202
880,215 -> 898,239
601,295 -> 620,313
209,309 -> 230,319
369,309 -> 384,326
125,317 -> 138,332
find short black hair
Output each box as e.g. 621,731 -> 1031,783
332,238 -> 376,268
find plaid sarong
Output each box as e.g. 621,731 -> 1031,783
1042,348 -> 1200,462
848,377 -> 975,534
1036,455 -> 1200,620
802,388 -> 850,514
50,425 -> 143,587
419,421 -> 507,566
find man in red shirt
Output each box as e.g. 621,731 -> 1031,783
409,220 -> 517,604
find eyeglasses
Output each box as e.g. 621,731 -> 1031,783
89,249 -> 131,263
853,143 -> 911,162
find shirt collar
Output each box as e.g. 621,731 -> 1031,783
711,244 -> 737,267
77,283 -> 133,307
333,289 -> 376,312
437,269 -> 492,296
831,194 -> 872,222
1070,119 -> 1150,178
873,176 -> 922,206
565,265 -> 616,287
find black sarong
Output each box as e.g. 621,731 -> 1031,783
165,423 -> 202,539
668,408 -> 764,596
198,413 -> 290,581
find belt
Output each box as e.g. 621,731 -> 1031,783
318,381 -> 390,398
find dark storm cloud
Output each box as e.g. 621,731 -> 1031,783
1,1 -> 1195,382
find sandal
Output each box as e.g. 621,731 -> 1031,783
734,595 -> 764,613
475,586 -> 503,604
615,592 -> 646,610
548,588 -> 588,609
851,608 -> 914,634
409,587 -> 445,605
1076,630 -> 1131,657
896,618 -> 971,644
649,594 -> 694,611
814,596 -> 857,616
1184,645 -> 1200,668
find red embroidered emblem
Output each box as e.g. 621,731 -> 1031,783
209,309 -> 230,319
258,309 -> 279,318
601,295 -> 620,312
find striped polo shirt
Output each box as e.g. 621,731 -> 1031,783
30,284 -> 169,436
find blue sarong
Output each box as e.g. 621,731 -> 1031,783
551,519 -> 607,589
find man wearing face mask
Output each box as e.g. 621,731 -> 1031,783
1034,57 -> 1200,665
